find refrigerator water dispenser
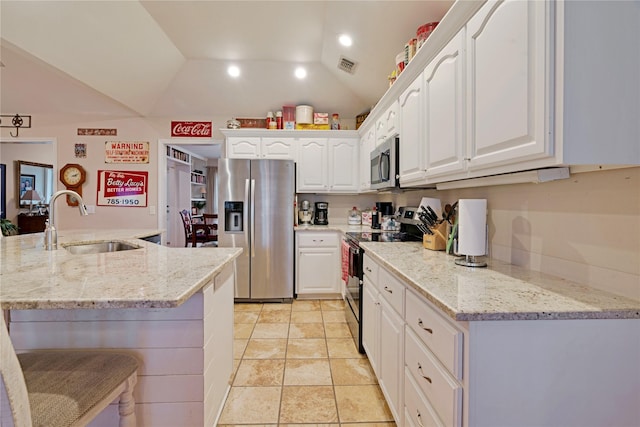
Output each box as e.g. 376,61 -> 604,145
224,201 -> 243,232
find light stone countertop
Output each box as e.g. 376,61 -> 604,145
360,242 -> 640,321
0,229 -> 242,310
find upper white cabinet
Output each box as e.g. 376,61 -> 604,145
376,101 -> 399,146
297,137 -> 359,193
297,138 -> 328,192
424,30 -> 466,179
465,0 -> 550,171
227,136 -> 296,160
398,76 -> 426,186
359,124 -> 376,192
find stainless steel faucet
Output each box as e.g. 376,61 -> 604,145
44,190 -> 89,250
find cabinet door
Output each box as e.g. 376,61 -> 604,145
424,30 -> 467,180
329,138 -> 359,192
297,138 -> 328,192
466,0 -> 550,170
379,297 -> 404,425
261,137 -> 296,160
384,101 -> 399,140
227,137 -> 261,159
296,247 -> 340,295
399,75 -> 426,185
360,126 -> 376,191
362,278 -> 380,376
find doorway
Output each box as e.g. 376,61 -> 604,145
156,139 -> 222,247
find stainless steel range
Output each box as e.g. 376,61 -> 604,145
343,207 -> 423,354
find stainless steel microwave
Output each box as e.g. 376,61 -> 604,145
370,137 -> 398,190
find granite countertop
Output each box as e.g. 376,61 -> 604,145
0,229 -> 242,310
361,242 -> 640,322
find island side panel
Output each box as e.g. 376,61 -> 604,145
8,263 -> 236,427
466,318 -> 640,427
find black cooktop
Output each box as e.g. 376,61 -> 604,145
346,231 -> 421,243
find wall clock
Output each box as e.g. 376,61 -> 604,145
59,163 -> 86,206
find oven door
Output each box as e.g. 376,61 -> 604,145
344,240 -> 365,353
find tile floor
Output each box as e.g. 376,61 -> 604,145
218,299 -> 396,427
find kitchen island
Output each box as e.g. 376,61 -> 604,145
359,241 -> 640,427
1,230 -> 242,427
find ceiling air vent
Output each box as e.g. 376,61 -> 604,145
338,56 -> 358,74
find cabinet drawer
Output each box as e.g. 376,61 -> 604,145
405,328 -> 462,427
297,232 -> 339,247
405,290 -> 462,380
363,254 -> 378,282
404,367 -> 444,427
378,267 -> 404,316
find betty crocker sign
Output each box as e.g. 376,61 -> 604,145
171,121 -> 212,138
97,170 -> 148,207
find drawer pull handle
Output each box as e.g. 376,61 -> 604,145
383,286 -> 393,293
417,363 -> 432,383
416,410 -> 425,427
365,267 -> 372,272
312,239 -> 324,243
417,319 -> 433,334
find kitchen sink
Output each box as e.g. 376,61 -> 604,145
63,240 -> 141,255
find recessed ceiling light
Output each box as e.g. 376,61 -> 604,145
338,34 -> 353,47
227,65 -> 240,78
294,67 -> 307,79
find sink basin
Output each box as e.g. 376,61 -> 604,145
63,241 -> 141,255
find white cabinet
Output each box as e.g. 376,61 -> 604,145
297,138 -> 329,192
227,136 -> 261,159
398,75 -> 427,186
362,277 -> 380,375
297,138 -> 359,193
359,125 -> 376,192
465,0 -> 550,171
227,136 -> 296,159
379,297 -> 404,425
424,30 -> 466,179
295,231 -> 341,296
362,254 -> 404,425
376,101 -> 399,146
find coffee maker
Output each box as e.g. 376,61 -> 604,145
314,202 -> 329,225
298,200 -> 313,225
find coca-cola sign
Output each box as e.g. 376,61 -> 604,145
171,121 -> 212,138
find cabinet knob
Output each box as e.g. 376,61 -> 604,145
383,286 -> 393,294
417,319 -> 433,334
417,363 -> 432,384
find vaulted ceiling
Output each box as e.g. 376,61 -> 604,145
1,1 -> 452,121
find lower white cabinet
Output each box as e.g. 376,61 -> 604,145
379,297 -> 404,425
295,231 -> 341,296
362,254 -> 404,425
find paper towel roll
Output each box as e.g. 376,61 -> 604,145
457,199 -> 487,256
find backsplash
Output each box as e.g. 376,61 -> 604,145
301,167 -> 640,301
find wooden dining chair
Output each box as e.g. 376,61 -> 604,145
0,315 -> 139,427
179,209 -> 217,247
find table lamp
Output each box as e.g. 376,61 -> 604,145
21,190 -> 43,215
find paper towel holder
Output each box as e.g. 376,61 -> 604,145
455,255 -> 487,268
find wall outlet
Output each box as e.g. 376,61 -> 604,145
85,205 -> 96,214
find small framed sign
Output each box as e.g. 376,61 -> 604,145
97,170 -> 148,207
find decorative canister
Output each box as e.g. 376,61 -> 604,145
296,105 -> 314,124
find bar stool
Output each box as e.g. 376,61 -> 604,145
0,315 -> 139,427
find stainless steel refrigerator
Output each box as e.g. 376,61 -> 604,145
217,159 -> 294,301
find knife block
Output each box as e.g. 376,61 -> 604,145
423,222 -> 448,251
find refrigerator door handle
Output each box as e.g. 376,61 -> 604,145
250,178 -> 256,258
244,178 -> 250,250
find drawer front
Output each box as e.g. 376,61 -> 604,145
297,232 -> 339,247
378,267 -> 404,316
405,290 -> 462,379
363,254 -> 379,283
405,328 -> 462,427
405,368 -> 444,427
